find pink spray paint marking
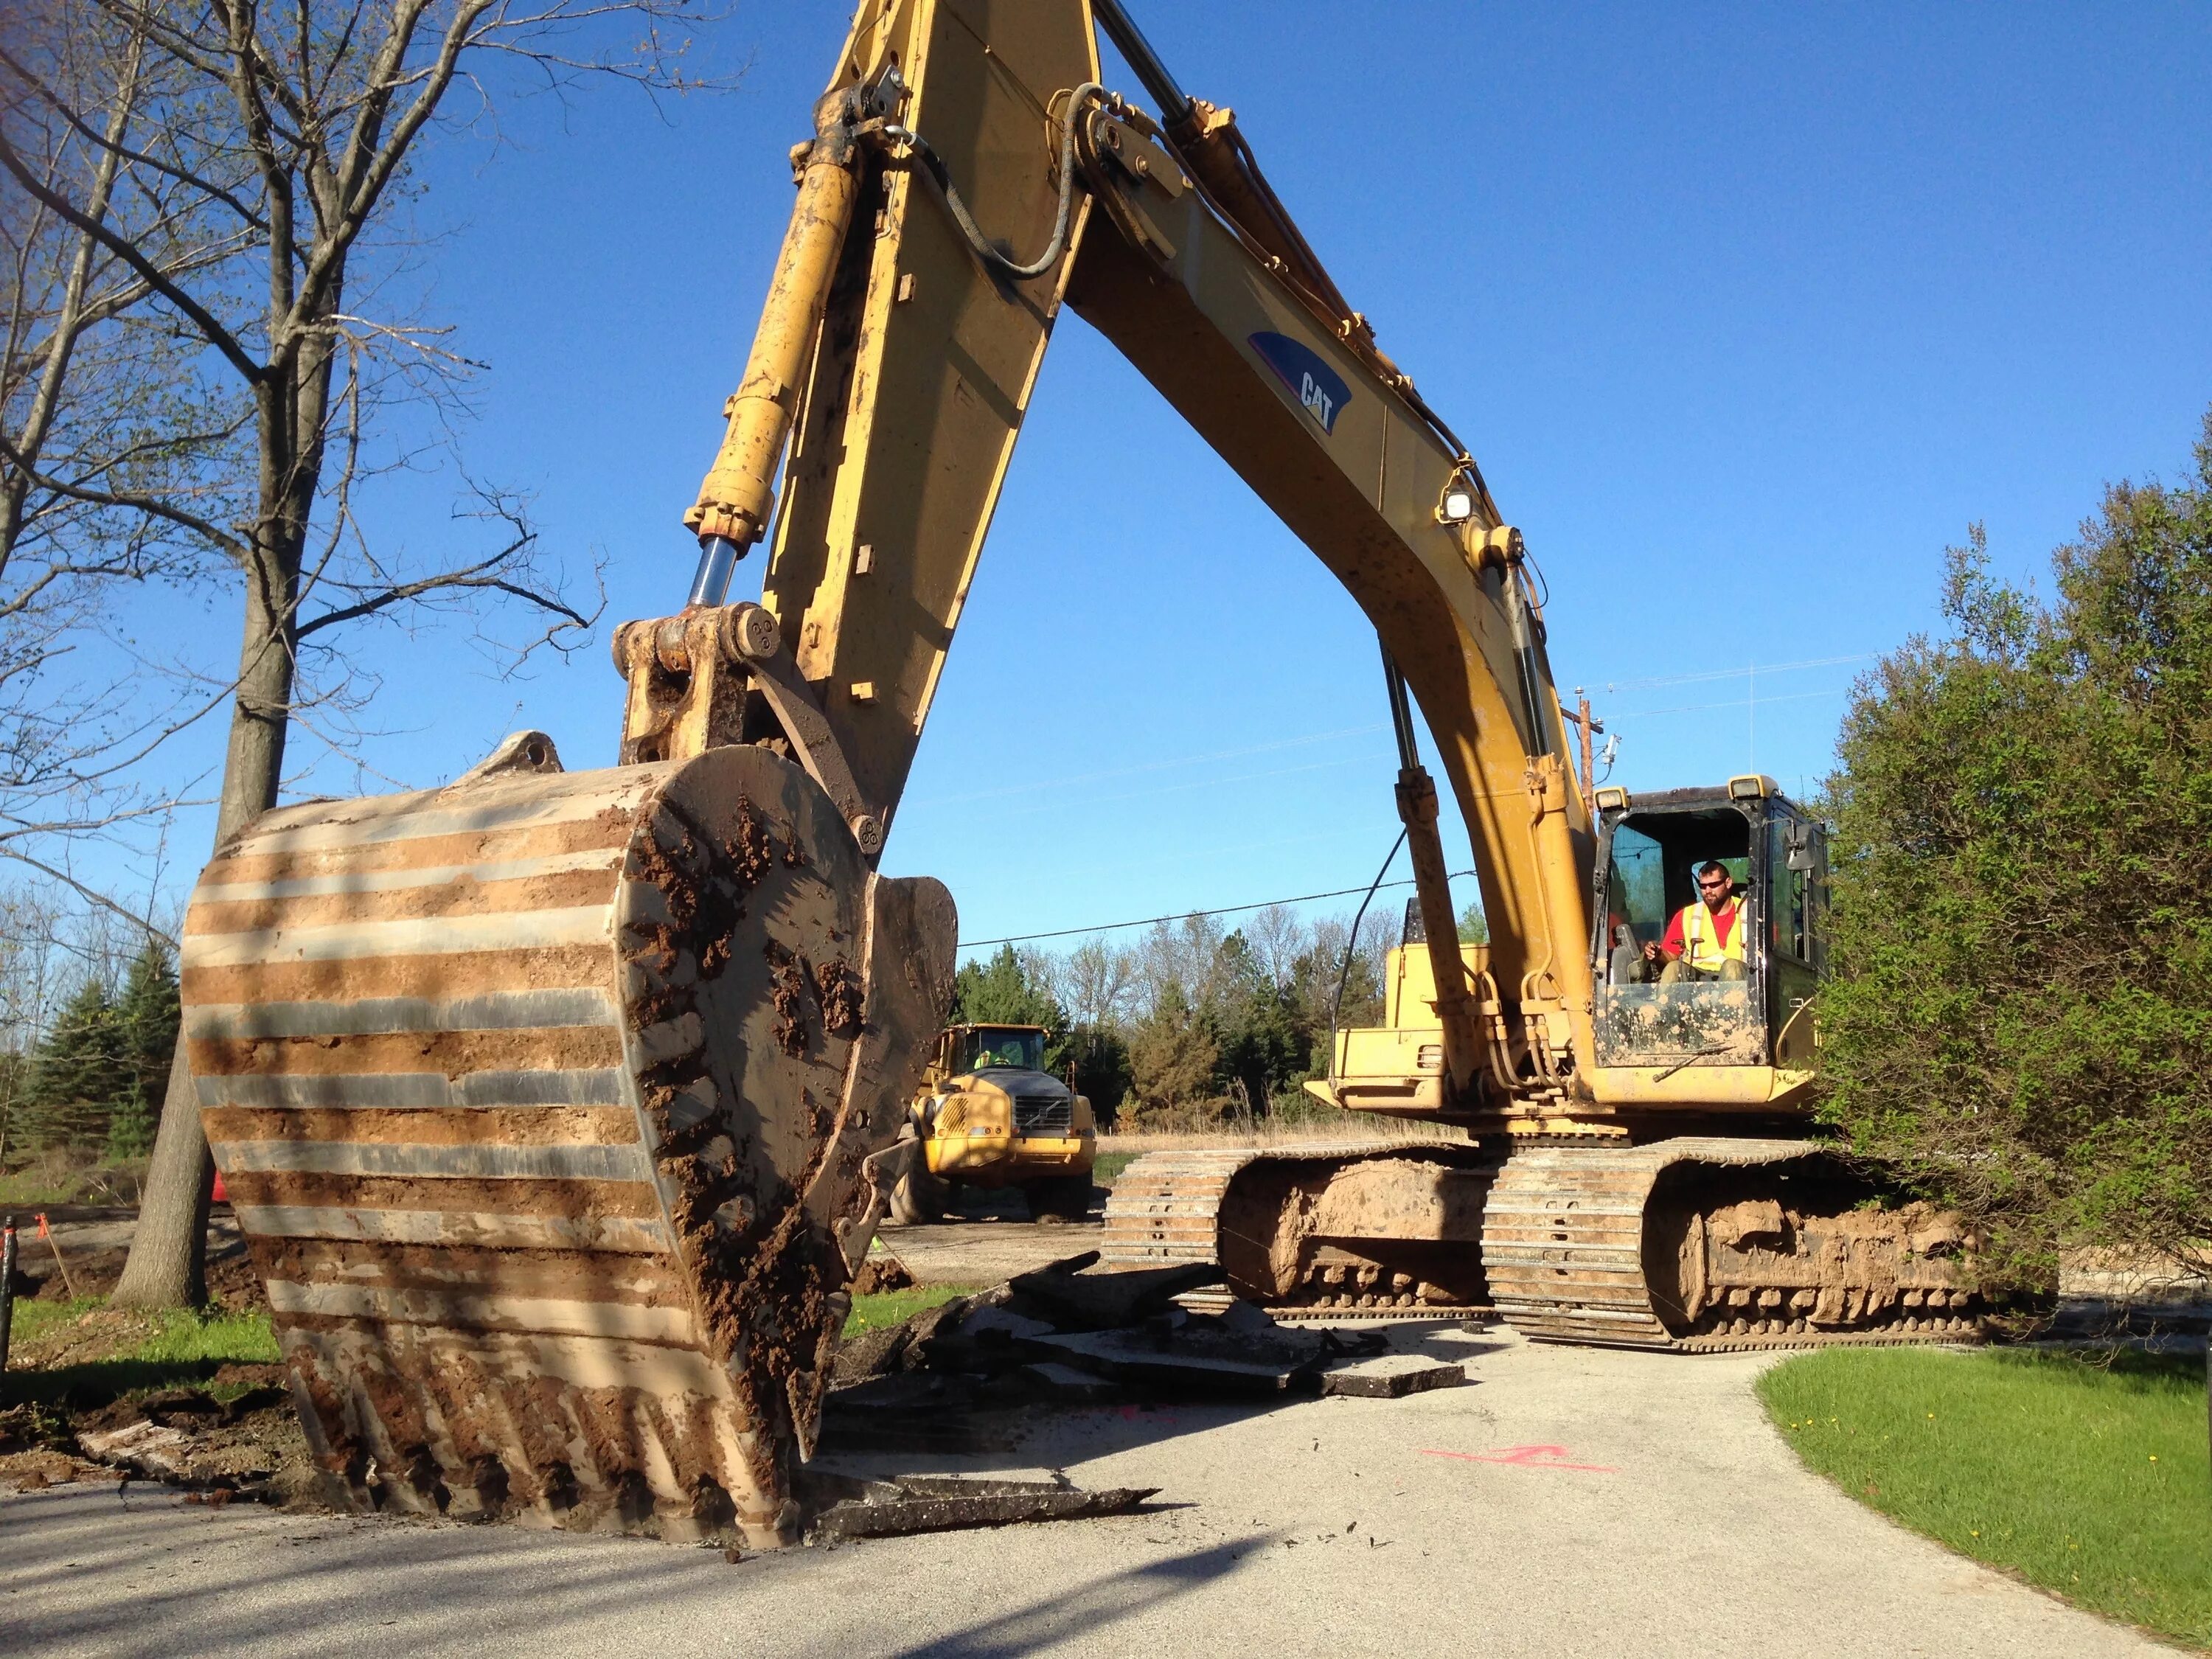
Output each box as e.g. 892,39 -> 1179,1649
1419,1444 -> 1617,1473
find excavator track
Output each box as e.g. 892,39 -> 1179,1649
184,742 -> 950,1546
1101,1147 -> 1271,1270
1107,1138 -> 1994,1350
1481,1139 -> 1990,1351
1104,1141 -> 1495,1315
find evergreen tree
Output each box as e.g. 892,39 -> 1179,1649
1124,984 -> 1223,1126
950,945 -> 1072,1065
1206,931 -> 1305,1113
24,977 -> 128,1153
109,942 -> 181,1159
1064,1023 -> 1133,1128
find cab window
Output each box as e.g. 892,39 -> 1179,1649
1597,807 -> 1752,982
957,1029 -> 1043,1071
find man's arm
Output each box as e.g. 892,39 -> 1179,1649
1646,907 -> 1688,962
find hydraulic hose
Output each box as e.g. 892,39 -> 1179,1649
1326,828 -> 1408,1085
887,82 -> 1105,281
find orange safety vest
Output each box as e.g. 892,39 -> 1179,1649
1679,894 -> 1747,973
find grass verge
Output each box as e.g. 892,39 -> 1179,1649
846,1284 -> 973,1338
3,1298 -> 279,1409
1759,1346 -> 2211,1649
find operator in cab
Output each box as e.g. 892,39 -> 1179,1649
1644,859 -> 1750,984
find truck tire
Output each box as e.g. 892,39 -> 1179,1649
888,1168 -> 949,1225
1024,1175 -> 1093,1223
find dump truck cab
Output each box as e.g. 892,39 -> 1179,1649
897,1023 -> 1096,1222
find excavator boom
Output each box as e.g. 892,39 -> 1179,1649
686,0 -> 1597,1119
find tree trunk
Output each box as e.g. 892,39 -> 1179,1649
110,415 -> 303,1307
107,1043 -> 212,1307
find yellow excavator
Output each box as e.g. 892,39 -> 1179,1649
177,0 -> 1990,1550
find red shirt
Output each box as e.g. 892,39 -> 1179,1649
1663,894 -> 1740,958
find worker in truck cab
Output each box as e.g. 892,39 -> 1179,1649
1645,860 -> 1750,984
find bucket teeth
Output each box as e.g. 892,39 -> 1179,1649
187,744 -> 952,1545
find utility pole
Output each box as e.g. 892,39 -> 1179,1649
1562,687 -> 1607,811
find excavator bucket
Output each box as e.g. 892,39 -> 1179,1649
181,741 -> 953,1547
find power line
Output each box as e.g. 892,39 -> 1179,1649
958,868 -> 1478,950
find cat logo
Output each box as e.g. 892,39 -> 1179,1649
1248,331 -> 1352,436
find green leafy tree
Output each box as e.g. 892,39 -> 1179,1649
1458,902 -> 1489,945
1820,408 -> 2212,1287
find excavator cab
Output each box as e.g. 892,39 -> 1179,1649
1588,776 -> 1828,1086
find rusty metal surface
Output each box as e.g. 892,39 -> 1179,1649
184,745 -> 952,1548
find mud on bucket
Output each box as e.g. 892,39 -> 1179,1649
181,742 -> 953,1547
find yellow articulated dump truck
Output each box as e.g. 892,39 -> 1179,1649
891,1024 -> 1096,1225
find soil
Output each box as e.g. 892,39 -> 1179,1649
0,1393 -> 319,1502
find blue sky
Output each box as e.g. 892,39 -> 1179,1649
106,1 -> 2212,956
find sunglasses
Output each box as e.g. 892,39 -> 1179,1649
1697,877 -> 1731,889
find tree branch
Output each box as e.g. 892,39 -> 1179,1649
0,127 -> 262,385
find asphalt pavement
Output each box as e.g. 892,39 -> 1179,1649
1,1324 -> 2161,1659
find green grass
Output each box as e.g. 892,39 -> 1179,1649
0,1169 -> 82,1206
4,1295 -> 105,1348
0,1156 -> 146,1207
128,1307 -> 279,1368
1759,1346 -> 2212,1649
844,1284 -> 973,1338
1092,1151 -> 1140,1186
2,1301 -> 280,1409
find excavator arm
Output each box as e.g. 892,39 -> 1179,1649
673,0 -> 1596,1116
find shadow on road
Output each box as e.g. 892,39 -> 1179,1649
887,1534 -> 1269,1658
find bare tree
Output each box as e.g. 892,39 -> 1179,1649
1132,913 -> 1228,1020
1244,903 -> 1306,995
1,1 -> 248,933
0,0 -> 718,1305
1052,936 -> 1139,1032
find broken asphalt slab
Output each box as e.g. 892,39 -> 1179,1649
801,1474 -> 1161,1543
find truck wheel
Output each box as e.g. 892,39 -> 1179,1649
1024,1175 -> 1093,1223
888,1168 -> 949,1225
